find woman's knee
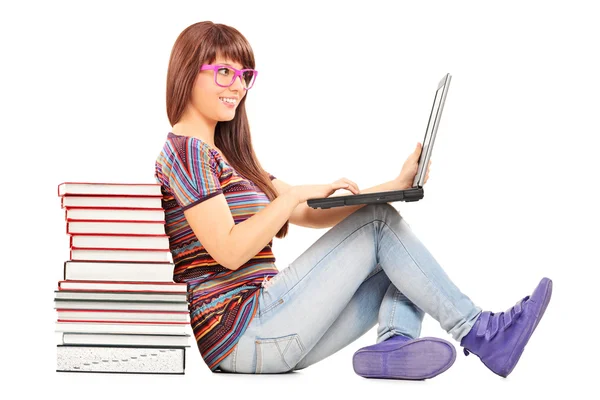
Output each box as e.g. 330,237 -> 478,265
364,203 -> 402,223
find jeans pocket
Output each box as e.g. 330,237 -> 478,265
254,333 -> 304,374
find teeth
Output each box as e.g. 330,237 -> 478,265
220,97 -> 236,104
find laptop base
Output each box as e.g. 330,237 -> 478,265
307,187 -> 424,209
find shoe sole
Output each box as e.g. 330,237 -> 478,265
502,277 -> 553,376
352,337 -> 456,380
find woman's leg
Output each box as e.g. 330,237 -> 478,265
217,203 -> 481,374
293,269 -> 425,370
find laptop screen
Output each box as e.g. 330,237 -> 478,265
413,74 -> 451,187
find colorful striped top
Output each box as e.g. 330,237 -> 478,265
154,131 -> 279,371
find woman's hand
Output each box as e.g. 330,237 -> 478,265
291,178 -> 361,204
394,142 -> 432,189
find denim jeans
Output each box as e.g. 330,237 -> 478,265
217,203 -> 482,374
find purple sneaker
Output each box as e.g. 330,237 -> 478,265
352,335 -> 456,380
460,277 -> 553,377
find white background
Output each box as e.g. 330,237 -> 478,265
2,0 -> 599,398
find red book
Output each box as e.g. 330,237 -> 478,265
57,280 -> 187,293
65,207 -> 165,222
70,247 -> 172,263
58,182 -> 163,197
66,219 -> 166,235
61,195 -> 163,209
69,234 -> 170,250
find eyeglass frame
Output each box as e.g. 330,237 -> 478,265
200,64 -> 258,90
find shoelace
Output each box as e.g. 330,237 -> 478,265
464,295 -> 529,356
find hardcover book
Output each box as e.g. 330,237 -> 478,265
63,260 -> 175,282
56,345 -> 186,374
61,195 -> 163,209
65,207 -> 165,222
58,182 -> 163,197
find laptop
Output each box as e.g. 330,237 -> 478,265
307,73 -> 452,209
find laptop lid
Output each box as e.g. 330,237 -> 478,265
413,73 -> 452,188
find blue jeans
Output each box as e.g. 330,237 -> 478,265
217,203 -> 482,374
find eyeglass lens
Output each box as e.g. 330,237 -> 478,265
216,67 -> 256,88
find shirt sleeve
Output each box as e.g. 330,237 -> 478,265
169,140 -> 223,211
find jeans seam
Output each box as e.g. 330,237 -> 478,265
379,220 -> 464,319
274,340 -> 290,369
388,288 -> 399,335
231,345 -> 238,373
259,298 -> 284,317
365,262 -> 383,281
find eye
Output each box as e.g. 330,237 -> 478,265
217,67 -> 232,76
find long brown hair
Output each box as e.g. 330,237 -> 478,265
166,21 -> 289,239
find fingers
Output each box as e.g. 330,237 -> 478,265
412,143 -> 421,158
332,182 -> 349,190
337,177 -> 360,194
425,160 -> 432,183
332,178 -> 359,194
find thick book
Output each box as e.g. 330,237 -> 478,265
69,234 -> 170,250
57,332 -> 191,347
65,207 -> 165,222
58,280 -> 187,293
56,309 -> 190,323
67,219 -> 166,235
63,260 -> 175,282
56,345 -> 185,374
58,182 -> 163,197
62,195 -> 163,209
54,290 -> 187,302
55,321 -> 190,335
54,299 -> 189,311
70,247 -> 171,262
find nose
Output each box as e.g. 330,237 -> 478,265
230,73 -> 246,91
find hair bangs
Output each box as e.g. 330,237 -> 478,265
207,25 -> 256,70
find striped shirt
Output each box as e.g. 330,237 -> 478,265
154,132 -> 279,371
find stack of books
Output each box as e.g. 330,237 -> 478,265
54,182 -> 191,374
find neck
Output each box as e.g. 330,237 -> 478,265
171,108 -> 217,146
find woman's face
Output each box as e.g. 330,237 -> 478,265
190,56 -> 247,123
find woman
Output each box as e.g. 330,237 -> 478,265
154,21 -> 552,380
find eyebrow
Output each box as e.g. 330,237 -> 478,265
216,62 -> 243,69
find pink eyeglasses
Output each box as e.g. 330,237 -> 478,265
200,64 -> 258,90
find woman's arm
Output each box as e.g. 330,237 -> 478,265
272,179 -> 410,229
184,187 -> 299,270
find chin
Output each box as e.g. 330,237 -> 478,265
218,112 -> 236,122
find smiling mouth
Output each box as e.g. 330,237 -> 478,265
219,97 -> 237,106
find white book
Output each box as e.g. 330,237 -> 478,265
58,280 -> 187,293
58,182 -> 163,196
58,332 -> 191,347
57,310 -> 190,323
62,195 -> 163,209
54,290 -> 186,302
54,300 -> 189,311
70,248 -> 172,263
65,208 -> 165,222
67,220 -> 166,235
70,235 -> 170,250
63,261 -> 175,282
56,346 -> 185,374
55,322 -> 190,335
